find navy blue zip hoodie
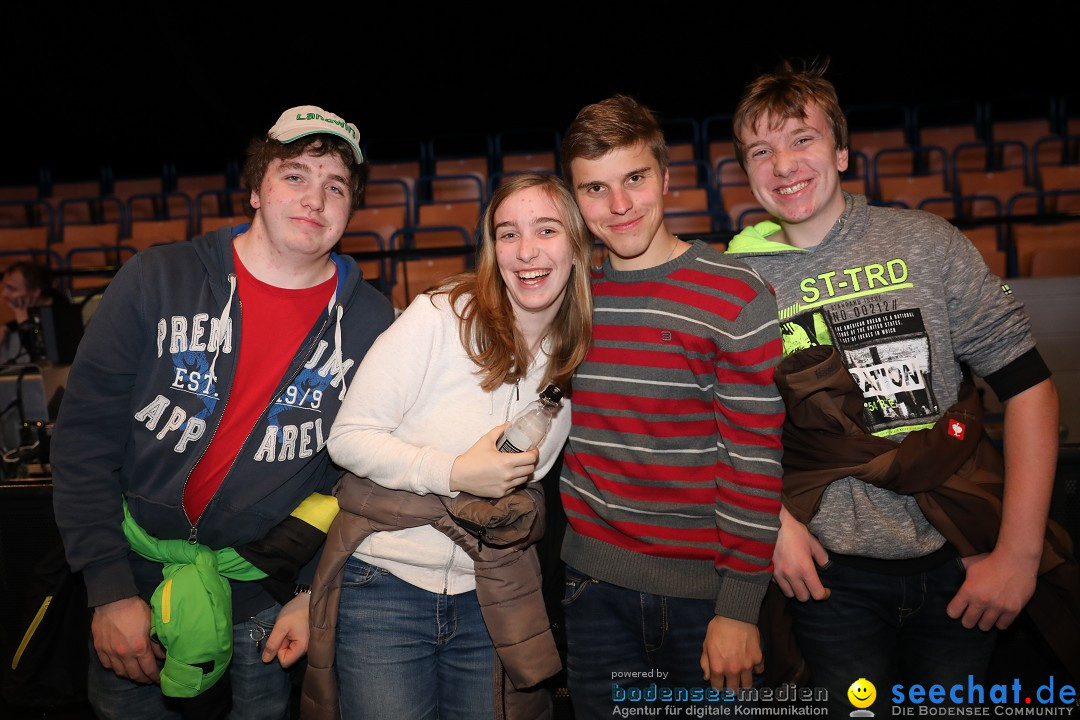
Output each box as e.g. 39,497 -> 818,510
51,226 -> 394,615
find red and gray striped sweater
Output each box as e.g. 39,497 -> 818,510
561,241 -> 785,623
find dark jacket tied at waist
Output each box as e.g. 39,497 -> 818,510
773,345 -> 1078,682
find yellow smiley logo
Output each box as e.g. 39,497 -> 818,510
847,678 -> 876,709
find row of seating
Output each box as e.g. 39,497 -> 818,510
3,174 -> 1076,277
356,215 -> 1080,305
6,94 -> 1073,206
1,101 -> 1074,302
354,101 -> 1080,192
11,211 -> 1076,310
5,153 -> 1076,243
2,216 -> 1075,322
0,225 -> 474,311
684,94 -> 1077,168
0,179 -> 480,247
713,135 -> 1078,193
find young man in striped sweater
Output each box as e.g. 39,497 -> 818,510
558,95 -> 785,717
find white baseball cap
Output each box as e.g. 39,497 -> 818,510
267,105 -> 363,163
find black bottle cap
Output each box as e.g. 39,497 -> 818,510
539,384 -> 563,406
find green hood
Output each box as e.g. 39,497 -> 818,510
120,491 -> 337,697
726,220 -> 808,255
122,500 -> 264,698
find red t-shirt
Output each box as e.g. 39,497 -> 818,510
183,248 -> 336,524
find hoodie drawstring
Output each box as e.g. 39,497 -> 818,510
333,303 -> 347,400
211,262 -> 347,398
207,273 -> 236,384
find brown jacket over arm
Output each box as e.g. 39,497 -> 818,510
301,474 -> 561,720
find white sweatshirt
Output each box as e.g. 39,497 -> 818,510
326,292 -> 570,594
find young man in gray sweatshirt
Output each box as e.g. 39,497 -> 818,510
726,61 -> 1059,715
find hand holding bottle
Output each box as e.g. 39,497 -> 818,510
449,424 -> 539,498
496,385 -> 563,453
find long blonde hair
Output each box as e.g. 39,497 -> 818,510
433,173 -> 593,393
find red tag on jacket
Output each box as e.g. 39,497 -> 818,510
948,419 -> 966,441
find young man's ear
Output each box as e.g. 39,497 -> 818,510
662,167 -> 670,195
836,147 -> 849,174
250,189 -> 261,211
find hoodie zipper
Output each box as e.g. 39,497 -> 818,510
181,278 -> 337,542
441,379 -> 522,587
503,379 -> 519,422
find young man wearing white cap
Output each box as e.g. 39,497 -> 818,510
51,105 -> 394,719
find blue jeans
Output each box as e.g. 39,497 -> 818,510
87,603 -> 293,720
789,556 -> 996,717
334,557 -> 495,720
562,565 -> 735,719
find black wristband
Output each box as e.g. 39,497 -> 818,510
293,583 -> 312,596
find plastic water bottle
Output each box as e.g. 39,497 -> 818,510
497,385 -> 563,453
